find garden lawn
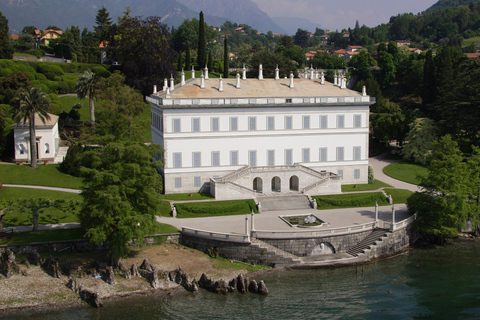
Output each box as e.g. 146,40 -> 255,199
313,192 -> 389,210
0,164 -> 83,189
383,162 -> 427,185
383,188 -> 414,204
341,180 -> 391,192
175,199 -> 258,218
58,95 -> 90,122
161,193 -> 214,201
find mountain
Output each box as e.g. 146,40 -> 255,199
177,0 -> 286,34
0,0 -> 283,34
271,16 -> 323,35
425,0 -> 480,13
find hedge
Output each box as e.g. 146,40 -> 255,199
314,192 -> 387,208
175,199 -> 258,217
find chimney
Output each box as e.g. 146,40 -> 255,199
181,69 -> 186,86
219,75 -> 223,92
258,63 -> 263,80
191,66 -> 195,79
320,71 -> 325,85
236,72 -> 241,89
242,64 -> 247,80
289,72 -> 294,88
163,78 -> 168,91
153,85 -> 157,94
362,86 -> 367,96
275,65 -> 279,80
341,74 -> 346,89
310,65 -> 314,79
334,72 -> 338,86
205,64 -> 209,80
200,72 -> 205,89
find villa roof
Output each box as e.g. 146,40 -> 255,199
14,113 -> 59,128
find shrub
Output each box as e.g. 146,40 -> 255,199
0,68 -> 12,77
60,143 -> 84,176
91,66 -> 111,78
27,49 -> 45,59
368,165 -> 375,183
37,64 -> 65,78
35,73 -> 47,81
47,81 -> 59,92
57,81 -> 70,94
31,80 -> 50,93
53,76 -> 62,82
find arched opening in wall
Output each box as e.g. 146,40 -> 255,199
290,175 -> 299,191
253,177 -> 263,193
271,176 -> 281,192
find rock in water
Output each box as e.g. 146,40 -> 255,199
118,262 -> 131,279
101,266 -> 116,285
236,274 -> 247,293
228,278 -> 238,293
248,280 -> 258,293
257,280 -> 269,295
78,286 -> 103,308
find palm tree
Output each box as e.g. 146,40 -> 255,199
13,87 -> 51,168
76,70 -> 98,130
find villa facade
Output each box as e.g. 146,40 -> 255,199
148,68 -> 373,200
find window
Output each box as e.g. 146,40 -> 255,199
175,177 -> 182,188
303,115 -> 310,129
268,150 -> 275,166
320,148 -> 327,162
285,149 -> 293,165
267,116 -> 275,130
249,117 -> 256,131
286,98 -> 292,103
45,143 -> 50,154
336,147 -> 344,161
19,144 -> 25,154
337,170 -> 344,180
285,116 -> 293,130
353,146 -> 361,161
173,118 -> 181,132
211,117 -> 219,132
194,176 -> 201,187
320,115 -> 328,129
354,114 -> 362,128
192,118 -> 200,132
230,151 -> 238,166
354,169 -> 360,180
249,150 -> 257,167
212,151 -> 220,166
337,115 -> 345,128
173,153 -> 182,168
302,148 -> 310,163
193,152 -> 201,167
230,117 -> 238,131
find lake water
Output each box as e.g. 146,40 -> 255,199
5,239 -> 480,319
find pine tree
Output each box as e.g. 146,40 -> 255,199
223,37 -> 229,78
197,11 -> 207,68
0,11 -> 14,59
422,50 -> 436,106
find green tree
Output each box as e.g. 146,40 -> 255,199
90,73 -> 147,144
223,37 -> 229,78
294,28 -> 309,48
348,50 -> 376,80
185,45 -> 191,72
408,135 -> 471,239
197,11 -> 207,68
75,70 -> 99,130
402,118 -> 438,165
13,87 -> 51,168
94,6 -> 113,43
0,11 -> 14,59
115,15 -> 177,96
377,51 -> 396,88
247,49 -> 297,78
422,50 -> 436,106
79,143 -> 164,265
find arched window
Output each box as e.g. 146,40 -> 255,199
45,143 -> 50,154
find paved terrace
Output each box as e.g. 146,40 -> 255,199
157,204 -> 411,235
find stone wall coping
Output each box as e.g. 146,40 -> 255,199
182,227 -> 251,243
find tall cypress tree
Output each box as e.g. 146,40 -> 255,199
185,45 -> 191,72
197,11 -> 206,68
422,50 -> 436,107
0,11 -> 14,59
223,37 -> 229,78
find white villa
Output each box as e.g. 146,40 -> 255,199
148,67 -> 373,200
13,112 -> 60,164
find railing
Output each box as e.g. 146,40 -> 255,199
252,221 -> 377,239
384,213 -> 417,231
182,227 -> 251,243
302,177 -> 329,193
217,165 -> 251,182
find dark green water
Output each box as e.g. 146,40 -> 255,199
4,240 -> 480,320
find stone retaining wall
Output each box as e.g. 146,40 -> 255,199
364,224 -> 418,259
0,234 -> 180,254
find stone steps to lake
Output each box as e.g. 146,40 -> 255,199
250,238 -> 302,267
258,195 -> 311,212
346,229 -> 389,257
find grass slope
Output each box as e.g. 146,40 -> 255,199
383,162 -> 427,185
0,164 -> 83,189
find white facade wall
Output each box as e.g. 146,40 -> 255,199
152,104 -> 370,194
14,122 -> 59,163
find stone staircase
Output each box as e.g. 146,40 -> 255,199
53,146 -> 69,164
259,195 -> 311,212
250,238 -> 302,267
346,229 -> 388,257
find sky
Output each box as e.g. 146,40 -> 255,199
252,0 -> 439,30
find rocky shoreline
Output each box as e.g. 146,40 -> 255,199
0,243 -> 270,312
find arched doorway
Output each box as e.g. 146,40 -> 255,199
253,177 -> 263,193
290,175 -> 299,191
271,176 -> 281,192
